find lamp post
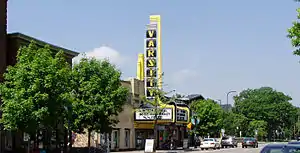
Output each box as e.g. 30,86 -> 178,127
226,91 -> 237,111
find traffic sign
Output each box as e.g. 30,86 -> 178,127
191,118 -> 195,125
23,133 -> 30,141
187,122 -> 192,129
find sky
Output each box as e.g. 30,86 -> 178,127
6,0 -> 300,106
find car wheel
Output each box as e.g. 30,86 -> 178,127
242,145 -> 244,148
201,148 -> 204,150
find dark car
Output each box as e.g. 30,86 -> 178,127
242,137 -> 258,148
260,144 -> 300,153
221,136 -> 237,148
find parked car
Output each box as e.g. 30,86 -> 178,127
242,137 -> 258,148
221,136 -> 238,148
200,138 -> 221,150
260,144 -> 300,153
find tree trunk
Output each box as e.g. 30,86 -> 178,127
36,130 -> 39,150
104,133 -> 110,153
68,128 -> 72,152
63,128 -> 68,153
88,129 -> 91,148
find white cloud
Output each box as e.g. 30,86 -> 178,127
72,46 -> 129,67
170,69 -> 200,85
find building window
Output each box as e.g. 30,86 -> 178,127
125,129 -> 130,147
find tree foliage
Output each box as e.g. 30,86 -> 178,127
222,111 -> 247,136
71,57 -> 129,134
288,1 -> 300,56
0,42 -> 71,136
233,87 -> 297,140
248,120 -> 267,139
191,99 -> 223,137
0,42 -> 129,150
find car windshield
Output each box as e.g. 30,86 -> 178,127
286,146 -> 300,153
244,138 -> 255,141
222,137 -> 231,140
261,148 -> 283,153
287,149 -> 300,153
261,145 -> 285,153
204,138 -> 214,141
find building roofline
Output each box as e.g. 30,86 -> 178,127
121,80 -> 131,84
7,32 -> 79,57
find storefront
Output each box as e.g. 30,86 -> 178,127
134,102 -> 190,150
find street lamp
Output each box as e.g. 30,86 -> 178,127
226,90 -> 237,111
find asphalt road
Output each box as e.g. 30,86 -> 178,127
113,144 -> 267,153
193,144 -> 266,153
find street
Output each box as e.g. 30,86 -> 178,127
189,145 -> 265,153
113,144 -> 267,153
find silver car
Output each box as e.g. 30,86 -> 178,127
221,136 -> 238,148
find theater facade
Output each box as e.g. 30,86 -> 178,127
134,102 -> 190,149
134,15 -> 191,150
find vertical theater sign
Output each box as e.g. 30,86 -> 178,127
145,22 -> 158,99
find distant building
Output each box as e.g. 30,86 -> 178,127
177,94 -> 205,106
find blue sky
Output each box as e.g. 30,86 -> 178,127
7,0 -> 300,105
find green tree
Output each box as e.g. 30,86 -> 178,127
0,42 -> 72,150
294,108 -> 300,137
222,111 -> 248,136
288,2 -> 300,56
233,87 -> 297,140
71,57 -> 129,147
191,99 -> 223,137
248,120 -> 267,140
